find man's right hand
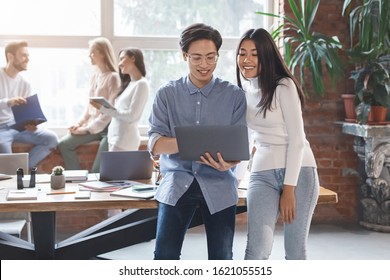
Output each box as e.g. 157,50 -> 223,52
7,97 -> 27,107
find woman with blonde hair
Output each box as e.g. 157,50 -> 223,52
90,47 -> 149,151
59,37 -> 120,172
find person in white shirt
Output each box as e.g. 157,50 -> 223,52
0,41 -> 58,169
58,37 -> 120,172
90,48 -> 149,151
236,28 -> 319,260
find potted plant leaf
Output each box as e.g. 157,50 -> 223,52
51,165 -> 65,189
256,0 -> 344,98
342,0 -> 390,123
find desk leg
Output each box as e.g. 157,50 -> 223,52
31,211 -> 56,259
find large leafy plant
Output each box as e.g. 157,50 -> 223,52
256,0 -> 344,97
342,0 -> 390,64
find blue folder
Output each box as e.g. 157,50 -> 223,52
10,94 -> 47,131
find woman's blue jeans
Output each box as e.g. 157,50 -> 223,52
154,179 -> 236,260
244,167 -> 319,260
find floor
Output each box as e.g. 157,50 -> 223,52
96,222 -> 390,260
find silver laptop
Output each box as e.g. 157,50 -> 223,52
99,150 -> 154,181
175,124 -> 250,161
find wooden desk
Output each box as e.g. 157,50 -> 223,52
0,177 -> 337,260
0,177 -> 158,259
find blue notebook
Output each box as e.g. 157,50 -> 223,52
11,94 -> 47,131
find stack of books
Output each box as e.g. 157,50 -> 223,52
79,180 -> 133,192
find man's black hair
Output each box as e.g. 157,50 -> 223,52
179,23 -> 222,53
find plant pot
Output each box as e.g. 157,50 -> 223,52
50,175 -> 65,189
341,94 -> 357,122
368,106 -> 388,123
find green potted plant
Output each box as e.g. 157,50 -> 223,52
51,165 -> 65,189
352,56 -> 390,123
256,0 -> 344,98
342,0 -> 390,123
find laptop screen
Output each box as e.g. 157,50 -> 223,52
99,150 -> 154,181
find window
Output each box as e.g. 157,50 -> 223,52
0,0 -> 272,132
114,0 -> 269,37
0,0 -> 100,36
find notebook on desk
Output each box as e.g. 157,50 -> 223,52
63,170 -> 89,182
6,189 -> 38,201
79,180 -> 133,192
175,124 -> 250,161
99,150 -> 154,181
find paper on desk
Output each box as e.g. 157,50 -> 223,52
22,174 -> 51,183
110,186 -> 156,199
0,173 -> 12,180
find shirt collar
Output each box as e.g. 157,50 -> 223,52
185,75 -> 216,97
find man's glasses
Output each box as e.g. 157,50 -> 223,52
186,53 -> 219,65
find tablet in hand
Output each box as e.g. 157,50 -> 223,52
90,97 -> 115,109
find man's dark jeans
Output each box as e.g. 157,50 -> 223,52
153,179 -> 236,260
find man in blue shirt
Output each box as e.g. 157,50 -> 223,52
148,23 -> 247,260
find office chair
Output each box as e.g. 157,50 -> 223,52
0,153 -> 32,242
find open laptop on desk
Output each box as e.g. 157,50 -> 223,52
99,150 -> 154,181
79,151 -> 154,192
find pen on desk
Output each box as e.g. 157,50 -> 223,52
47,191 -> 76,195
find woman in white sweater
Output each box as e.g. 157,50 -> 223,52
91,48 -> 149,151
236,28 -> 319,260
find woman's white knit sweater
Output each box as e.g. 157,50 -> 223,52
244,77 -> 317,186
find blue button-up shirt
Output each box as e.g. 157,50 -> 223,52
148,75 -> 247,214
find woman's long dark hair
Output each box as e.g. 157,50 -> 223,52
236,28 -> 305,117
117,48 -> 146,96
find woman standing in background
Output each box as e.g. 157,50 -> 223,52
90,48 -> 149,151
59,37 -> 120,172
236,28 -> 319,260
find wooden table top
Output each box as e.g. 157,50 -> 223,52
0,176 -> 337,213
